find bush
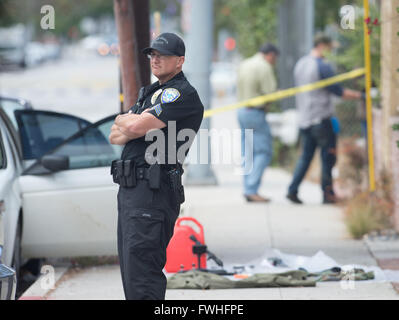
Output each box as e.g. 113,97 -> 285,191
344,183 -> 393,239
270,138 -> 298,170
336,137 -> 368,197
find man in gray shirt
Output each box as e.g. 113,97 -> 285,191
287,35 -> 363,204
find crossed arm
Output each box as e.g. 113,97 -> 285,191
109,109 -> 166,145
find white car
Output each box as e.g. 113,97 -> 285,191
0,108 -> 18,300
16,111 -> 122,259
0,102 -> 123,295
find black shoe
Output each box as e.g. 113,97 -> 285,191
286,193 -> 303,204
245,194 -> 271,203
323,195 -> 338,204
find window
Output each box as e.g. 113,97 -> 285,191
14,110 -> 91,160
49,116 -> 122,170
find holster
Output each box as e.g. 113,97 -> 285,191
123,160 -> 136,188
167,166 -> 185,205
111,160 -> 120,184
111,160 -> 136,188
148,163 -> 161,190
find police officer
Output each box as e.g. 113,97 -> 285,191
109,32 -> 204,300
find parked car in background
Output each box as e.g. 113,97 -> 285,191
24,42 -> 47,67
0,24 -> 28,69
79,33 -> 119,57
25,41 -> 62,68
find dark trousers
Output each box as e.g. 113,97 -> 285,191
288,118 -> 337,199
117,177 -> 180,300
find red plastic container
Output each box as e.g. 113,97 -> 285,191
165,217 -> 207,272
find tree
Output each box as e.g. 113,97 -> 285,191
0,0 -> 114,37
329,1 -> 381,89
214,0 -> 279,57
314,0 -> 355,32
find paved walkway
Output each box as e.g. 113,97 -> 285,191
18,88 -> 399,300
22,166 -> 399,300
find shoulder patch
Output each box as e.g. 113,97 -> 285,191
161,88 -> 180,104
151,103 -> 163,116
151,89 -> 163,104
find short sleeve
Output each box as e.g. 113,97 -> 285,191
317,59 -> 343,97
147,89 -> 203,125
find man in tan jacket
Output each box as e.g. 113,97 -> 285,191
237,43 -> 279,202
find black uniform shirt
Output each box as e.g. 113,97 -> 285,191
121,71 -> 204,167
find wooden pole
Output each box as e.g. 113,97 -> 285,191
114,0 -> 150,113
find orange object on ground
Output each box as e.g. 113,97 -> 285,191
234,274 -> 250,279
165,217 -> 206,272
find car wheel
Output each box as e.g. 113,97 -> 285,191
21,258 -> 43,277
11,221 -> 22,281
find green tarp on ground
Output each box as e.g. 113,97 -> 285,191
166,268 -> 375,290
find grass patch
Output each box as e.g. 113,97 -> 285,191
344,191 -> 393,239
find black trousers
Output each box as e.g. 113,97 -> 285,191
117,176 -> 180,300
288,118 -> 337,198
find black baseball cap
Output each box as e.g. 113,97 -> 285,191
259,43 -> 280,55
142,32 -> 185,57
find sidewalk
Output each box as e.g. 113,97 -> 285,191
165,165 -> 399,300
21,96 -> 399,300
24,165 -> 399,300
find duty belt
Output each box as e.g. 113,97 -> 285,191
111,160 -> 161,189
111,159 -> 185,204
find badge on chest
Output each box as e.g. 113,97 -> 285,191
151,89 -> 163,105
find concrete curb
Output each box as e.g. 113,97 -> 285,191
363,236 -> 399,294
19,266 -> 70,300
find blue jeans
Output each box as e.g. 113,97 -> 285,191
238,108 -> 273,195
288,118 -> 337,199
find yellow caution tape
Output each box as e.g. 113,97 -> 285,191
203,68 -> 366,119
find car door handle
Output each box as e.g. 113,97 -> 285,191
0,200 -> 5,213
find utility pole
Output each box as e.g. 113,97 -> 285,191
114,0 -> 150,113
132,0 -> 151,87
183,0 -> 217,185
277,0 -> 314,110
380,0 -> 399,230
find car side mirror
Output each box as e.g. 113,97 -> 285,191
41,155 -> 69,172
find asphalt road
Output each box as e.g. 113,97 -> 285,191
0,45 -> 121,123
